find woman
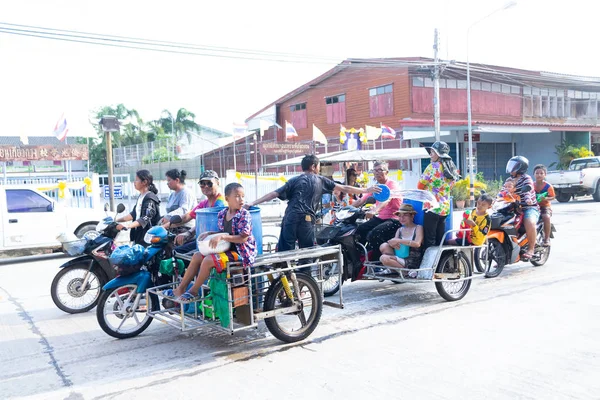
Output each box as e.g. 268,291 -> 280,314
346,168 -> 361,203
379,204 -> 424,276
116,170 -> 161,245
161,169 -> 196,233
417,141 -> 460,250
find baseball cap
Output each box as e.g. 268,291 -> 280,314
198,170 -> 219,182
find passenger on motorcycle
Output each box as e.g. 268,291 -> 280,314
497,177 -> 520,203
167,183 -> 257,301
116,169 -> 161,245
506,156 -> 539,260
379,204 -> 424,277
352,161 -> 403,261
160,169 -> 197,234
446,193 -> 492,246
533,164 -> 555,247
247,154 -> 380,255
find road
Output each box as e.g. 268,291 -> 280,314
0,200 -> 599,400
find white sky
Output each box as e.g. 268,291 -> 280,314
1,0 -> 598,139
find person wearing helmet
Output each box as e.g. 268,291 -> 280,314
505,156 -> 539,260
417,141 -> 460,250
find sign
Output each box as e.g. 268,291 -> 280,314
103,184 -> 123,199
464,133 -> 480,142
0,145 -> 89,162
259,142 -> 311,155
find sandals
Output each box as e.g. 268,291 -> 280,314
177,291 -> 198,303
542,239 -> 551,247
521,251 -> 534,261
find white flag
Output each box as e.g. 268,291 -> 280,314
232,123 -> 248,140
365,125 -> 381,141
313,124 -> 327,145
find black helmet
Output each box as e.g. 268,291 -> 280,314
430,141 -> 452,159
506,156 -> 529,175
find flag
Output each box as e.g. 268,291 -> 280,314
53,113 -> 69,141
365,125 -> 381,141
233,123 -> 248,140
312,124 -> 327,145
285,121 -> 298,140
381,124 -> 396,140
259,120 -> 270,137
339,124 -> 347,135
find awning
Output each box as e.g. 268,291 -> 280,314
474,126 -> 551,134
402,129 -> 452,140
264,147 -> 430,167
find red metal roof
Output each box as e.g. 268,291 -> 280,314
399,118 -> 600,132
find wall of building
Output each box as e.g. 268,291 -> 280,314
514,131 -> 562,170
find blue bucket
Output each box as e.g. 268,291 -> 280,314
195,206 -> 264,255
403,197 -> 453,236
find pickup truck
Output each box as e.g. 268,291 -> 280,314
546,156 -> 600,202
0,186 -> 102,253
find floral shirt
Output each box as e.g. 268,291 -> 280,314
419,162 -> 454,216
217,207 -> 257,269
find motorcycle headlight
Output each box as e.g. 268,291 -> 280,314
143,232 -> 162,244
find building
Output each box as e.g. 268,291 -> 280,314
201,57 -> 600,179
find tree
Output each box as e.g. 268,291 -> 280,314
549,139 -> 595,169
160,108 -> 200,144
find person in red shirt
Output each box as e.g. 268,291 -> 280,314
533,164 -> 556,246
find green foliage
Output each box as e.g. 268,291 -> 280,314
451,176 -> 487,202
142,147 -> 179,164
159,108 -> 200,144
549,139 -> 595,169
481,179 -> 504,198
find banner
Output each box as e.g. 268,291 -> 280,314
0,145 -> 89,161
259,142 -> 310,155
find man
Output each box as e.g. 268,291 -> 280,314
247,154 -> 380,253
165,170 -> 226,254
352,161 -> 402,260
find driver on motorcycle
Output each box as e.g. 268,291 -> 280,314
506,156 -> 539,260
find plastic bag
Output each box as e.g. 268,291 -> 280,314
110,244 -> 146,276
209,270 -> 230,328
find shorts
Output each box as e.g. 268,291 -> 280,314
523,207 -> 540,222
540,207 -> 552,217
210,251 -> 240,273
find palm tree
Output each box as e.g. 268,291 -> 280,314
160,108 -> 200,144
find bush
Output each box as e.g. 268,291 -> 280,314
142,147 -> 179,164
549,140 -> 595,170
451,176 -> 487,202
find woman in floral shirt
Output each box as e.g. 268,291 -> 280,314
417,141 -> 460,250
167,182 -> 257,301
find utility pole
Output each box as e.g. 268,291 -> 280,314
433,28 -> 441,142
100,116 -> 120,212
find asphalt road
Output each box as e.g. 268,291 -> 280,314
0,200 -> 599,400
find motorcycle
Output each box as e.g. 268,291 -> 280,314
96,224 -> 180,339
477,195 -> 556,278
51,203 -> 126,313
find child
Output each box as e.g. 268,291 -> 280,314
533,164 -> 555,246
168,182 -> 257,301
497,177 -> 520,203
447,193 -> 493,246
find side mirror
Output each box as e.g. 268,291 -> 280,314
522,184 -> 532,192
103,203 -> 110,212
47,202 -> 55,212
116,203 -> 126,213
170,215 -> 183,224
364,196 -> 376,205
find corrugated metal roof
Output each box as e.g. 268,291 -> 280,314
0,136 -> 81,146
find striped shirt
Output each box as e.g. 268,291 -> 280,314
515,174 -> 539,209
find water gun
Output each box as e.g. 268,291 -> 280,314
536,192 -> 548,203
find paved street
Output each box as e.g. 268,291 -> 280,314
1,200 -> 599,400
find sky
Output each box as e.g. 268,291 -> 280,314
1,0 -> 599,140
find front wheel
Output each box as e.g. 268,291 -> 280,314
322,262 -> 341,297
51,265 -> 106,313
263,272 -> 323,343
96,285 -> 157,339
435,251 -> 472,302
483,239 -> 507,278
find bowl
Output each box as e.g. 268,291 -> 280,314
372,184 -> 391,202
197,233 -> 231,256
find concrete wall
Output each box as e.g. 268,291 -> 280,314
514,131 -> 562,169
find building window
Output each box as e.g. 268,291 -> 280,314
325,94 -> 346,124
412,77 -> 424,87
369,84 -> 393,117
290,102 -> 307,129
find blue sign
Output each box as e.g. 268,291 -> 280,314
103,184 -> 123,199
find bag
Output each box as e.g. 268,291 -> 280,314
394,244 -> 410,259
197,233 -> 231,256
441,159 -> 461,181
110,244 -> 146,276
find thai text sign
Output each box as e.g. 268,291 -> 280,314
259,142 -> 311,155
0,145 -> 89,161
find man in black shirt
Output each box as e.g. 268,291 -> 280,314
248,154 -> 380,252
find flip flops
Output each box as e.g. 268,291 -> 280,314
521,251 -> 534,261
177,291 -> 197,303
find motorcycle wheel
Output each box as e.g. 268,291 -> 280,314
51,264 -> 106,314
531,231 -> 551,267
96,284 -> 158,339
435,251 -> 472,302
264,272 -> 323,343
483,239 -> 507,278
474,248 -> 486,273
322,262 -> 341,297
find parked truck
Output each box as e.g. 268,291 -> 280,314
0,186 -> 102,253
546,156 -> 600,202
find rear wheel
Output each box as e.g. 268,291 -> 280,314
483,239 -> 507,278
322,262 -> 341,297
434,251 -> 472,302
593,183 -> 600,202
96,285 -> 158,339
51,265 -> 106,313
263,273 -> 323,343
555,191 -> 571,203
75,223 -> 98,239
531,230 -> 551,267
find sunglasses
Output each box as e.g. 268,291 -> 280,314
199,181 -> 213,187
373,168 -> 387,173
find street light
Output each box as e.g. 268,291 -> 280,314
466,1 -> 517,206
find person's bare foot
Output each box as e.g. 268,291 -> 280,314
173,287 -> 184,297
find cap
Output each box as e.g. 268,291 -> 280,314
394,203 -> 417,216
199,170 -> 219,182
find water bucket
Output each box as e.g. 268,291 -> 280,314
195,207 -> 264,255
402,198 -> 453,236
